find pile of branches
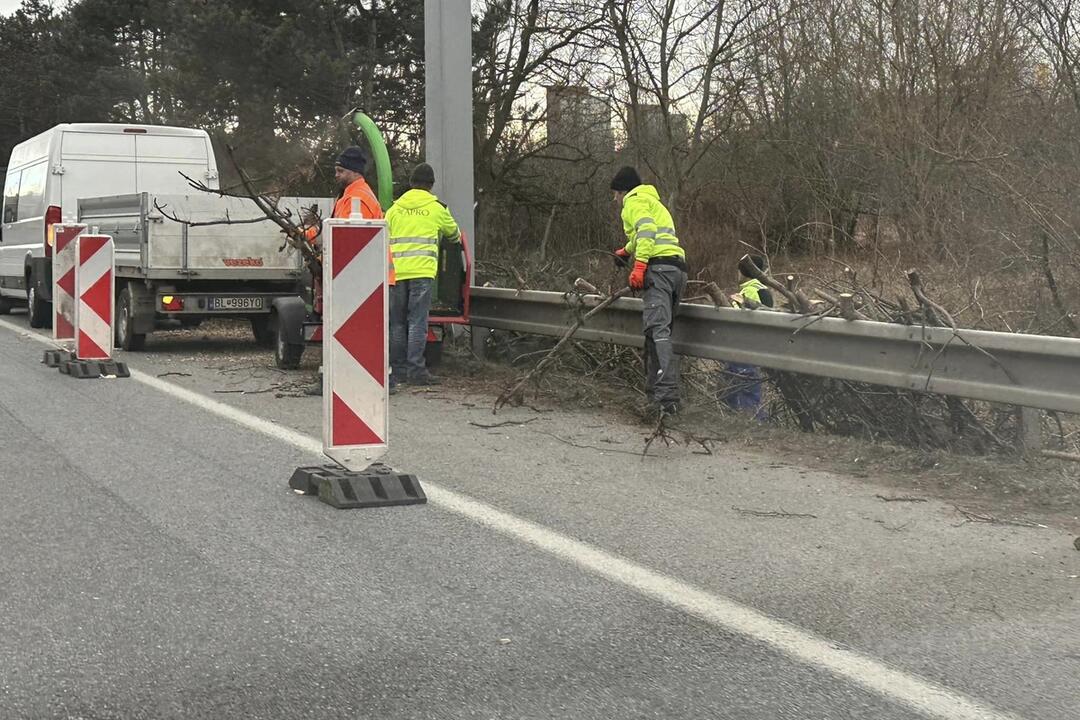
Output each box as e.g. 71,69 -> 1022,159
731,256 -> 1025,454
478,251 -> 1035,455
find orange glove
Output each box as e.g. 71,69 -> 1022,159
613,247 -> 631,269
629,260 -> 647,290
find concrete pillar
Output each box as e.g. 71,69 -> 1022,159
424,0 -> 475,285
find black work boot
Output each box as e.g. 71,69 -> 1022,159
642,400 -> 680,424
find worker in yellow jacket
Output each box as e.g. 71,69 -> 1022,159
721,255 -> 773,419
385,163 -> 460,389
611,166 -> 688,416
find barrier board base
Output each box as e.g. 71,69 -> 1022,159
43,350 -> 75,368
288,464 -> 345,495
59,359 -> 131,379
289,463 -> 426,510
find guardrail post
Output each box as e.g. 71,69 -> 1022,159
470,326 -> 489,360
1015,407 -> 1042,456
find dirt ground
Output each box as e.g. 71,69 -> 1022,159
136,318 -> 1080,536
443,334 -> 1080,536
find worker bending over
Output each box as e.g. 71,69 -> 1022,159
720,254 -> 773,419
611,166 -> 687,417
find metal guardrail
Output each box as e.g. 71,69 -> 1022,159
469,287 -> 1080,415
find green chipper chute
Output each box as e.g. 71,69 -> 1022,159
351,111 -> 467,319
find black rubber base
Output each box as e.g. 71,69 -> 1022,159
43,350 -> 74,368
59,359 -> 131,379
288,465 -> 344,495
289,463 -> 426,510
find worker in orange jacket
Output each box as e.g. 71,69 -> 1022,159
304,146 -> 394,311
303,146 -> 394,396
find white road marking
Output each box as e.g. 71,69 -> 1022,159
0,317 -> 1022,720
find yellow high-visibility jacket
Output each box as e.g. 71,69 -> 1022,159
385,189 -> 460,281
620,185 -> 685,264
740,278 -> 767,304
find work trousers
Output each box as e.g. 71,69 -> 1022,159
719,362 -> 767,420
642,263 -> 687,404
389,277 -> 434,383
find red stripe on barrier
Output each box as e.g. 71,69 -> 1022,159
56,316 -> 74,339
330,226 -> 380,279
83,272 -> 111,323
79,235 -> 108,264
333,287 -> 384,387
77,330 -> 108,361
332,393 -> 383,445
55,226 -> 82,253
58,268 -> 75,298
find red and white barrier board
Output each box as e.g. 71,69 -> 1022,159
73,234 -> 114,361
52,223 -> 87,342
322,217 -> 388,470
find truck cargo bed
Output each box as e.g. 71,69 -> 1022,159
78,193 -> 333,281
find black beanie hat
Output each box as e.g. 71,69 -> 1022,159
336,146 -> 367,174
410,162 -> 436,188
741,255 -> 769,277
610,165 -> 642,192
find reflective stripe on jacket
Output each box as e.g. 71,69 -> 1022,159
385,189 -> 460,281
620,184 -> 685,264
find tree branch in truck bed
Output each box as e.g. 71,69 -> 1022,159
180,145 -> 323,280
152,201 -> 275,228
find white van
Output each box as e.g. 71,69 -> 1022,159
0,123 -> 218,325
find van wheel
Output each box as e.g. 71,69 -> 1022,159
272,312 -> 304,370
27,278 -> 50,329
250,315 -> 274,347
117,287 -> 146,351
0,296 -> 12,315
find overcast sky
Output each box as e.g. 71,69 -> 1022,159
0,0 -> 31,15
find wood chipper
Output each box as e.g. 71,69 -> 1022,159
268,112 -> 470,371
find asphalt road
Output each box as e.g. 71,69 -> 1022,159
1,316 -> 1078,720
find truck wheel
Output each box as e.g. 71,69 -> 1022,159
272,312 -> 303,369
250,316 -> 274,347
0,296 -> 12,315
424,339 -> 444,369
27,277 -> 50,329
116,286 -> 146,351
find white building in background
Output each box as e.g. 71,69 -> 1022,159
628,104 -> 689,152
545,85 -> 614,160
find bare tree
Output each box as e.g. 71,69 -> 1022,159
594,0 -> 770,207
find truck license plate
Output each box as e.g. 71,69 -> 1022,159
209,296 -> 264,311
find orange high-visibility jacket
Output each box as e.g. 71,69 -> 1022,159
306,177 -> 395,284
